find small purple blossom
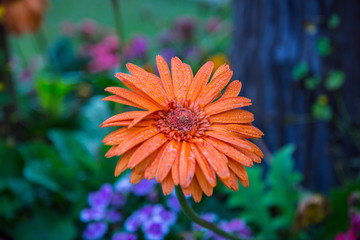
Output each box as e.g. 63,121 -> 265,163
160,48 -> 176,63
114,175 -> 132,193
166,194 -> 181,212
88,183 -> 113,209
142,218 -> 169,240
133,179 -> 156,196
83,221 -> 108,240
106,209 -> 123,223
111,193 -> 127,207
80,208 -> 106,222
193,212 -> 218,231
124,206 -> 154,233
112,232 -> 137,240
152,205 -> 177,226
132,35 -> 148,58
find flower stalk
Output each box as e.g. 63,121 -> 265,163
175,186 -> 242,240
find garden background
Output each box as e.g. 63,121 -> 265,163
0,0 -> 359,239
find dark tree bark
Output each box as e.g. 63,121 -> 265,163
232,0 -> 360,192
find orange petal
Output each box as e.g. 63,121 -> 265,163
103,127 -> 143,146
204,137 -> 253,167
156,140 -> 181,182
211,123 -> 264,139
156,55 -> 175,100
102,95 -> 143,109
110,126 -> 159,157
182,186 -> 191,196
179,141 -> 196,188
239,176 -> 249,187
205,130 -> 263,158
144,144 -> 167,180
172,147 -> 180,185
209,109 -> 254,124
128,110 -> 158,129
128,133 -> 168,169
228,160 -> 248,181
101,120 -> 154,128
237,148 -> 262,164
133,150 -> 159,176
183,63 -> 193,89
220,170 -> 239,191
114,146 -> 138,176
195,142 -> 230,179
197,70 -> 233,107
204,97 -> 252,115
162,173 -> 175,195
186,61 -> 214,102
191,178 -> 203,202
101,111 -> 150,127
219,80 -> 242,100
171,57 -> 187,102
126,63 -> 167,106
105,87 -> 161,111
211,64 -> 229,81
189,143 -> 216,187
130,171 -> 144,184
195,166 -> 213,196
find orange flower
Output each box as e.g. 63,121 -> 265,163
2,0 -> 48,35
101,56 -> 264,202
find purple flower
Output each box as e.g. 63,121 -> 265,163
351,213 -> 360,231
112,232 -> 137,240
152,205 -> 177,226
132,35 -> 148,58
114,175 -> 132,193
125,205 -> 153,232
166,194 -> 181,212
193,212 -> 218,231
80,208 -> 106,222
88,183 -> 113,209
226,219 -> 252,238
133,179 -> 156,196
142,218 -> 169,240
83,221 -> 108,240
111,193 -> 127,207
106,209 -> 123,223
160,48 -> 177,63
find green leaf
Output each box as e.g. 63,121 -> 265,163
328,14 -> 340,29
305,76 -> 321,90
292,61 -> 309,81
325,70 -> 345,91
317,37 -> 332,57
23,160 -> 60,192
312,95 -> 333,121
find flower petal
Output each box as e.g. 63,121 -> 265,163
100,120 -> 154,128
195,166 -> 213,196
204,138 -> 253,167
156,55 -> 175,99
114,146 -> 138,176
209,110 -> 254,124
219,80 -> 242,100
102,95 -> 143,109
171,57 -> 187,102
144,144 -> 166,180
204,97 -> 252,115
128,133 -> 167,169
205,130 -> 263,158
183,63 -> 193,89
126,63 -> 167,106
156,140 -> 181,182
189,143 -> 217,187
130,171 -> 144,184
161,173 -> 175,195
197,69 -> 233,107
195,142 -> 230,179
211,123 -> 264,139
128,110 -> 158,129
187,61 -> 214,102
105,87 -> 161,111
219,170 -> 239,191
103,127 -> 143,146
191,178 -> 203,203
110,126 -> 159,157
133,150 -> 159,176
101,111 -> 150,127
228,160 -> 248,181
179,141 -> 196,188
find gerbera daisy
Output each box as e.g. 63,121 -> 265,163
2,0 -> 48,35
101,56 -> 264,202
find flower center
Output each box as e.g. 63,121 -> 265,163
154,100 -> 210,141
166,108 -> 197,133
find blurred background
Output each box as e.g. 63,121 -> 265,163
0,0 -> 359,239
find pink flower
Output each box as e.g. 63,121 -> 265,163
79,19 -> 99,37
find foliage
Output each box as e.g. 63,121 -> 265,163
226,145 -> 303,239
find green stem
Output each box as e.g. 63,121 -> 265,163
175,186 -> 242,240
111,0 -> 123,56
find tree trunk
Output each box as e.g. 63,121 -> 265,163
232,0 -> 360,192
